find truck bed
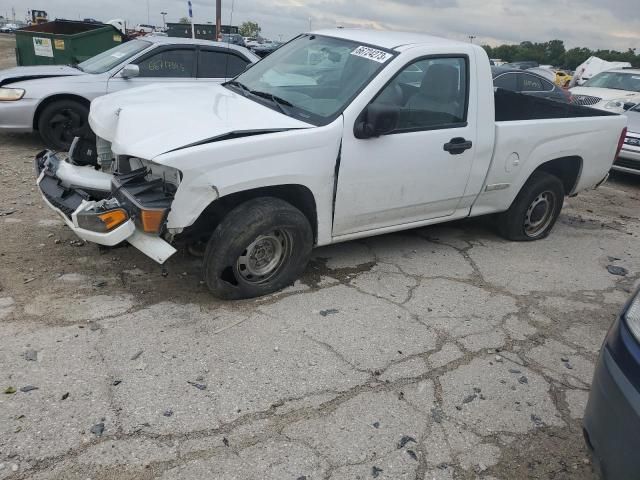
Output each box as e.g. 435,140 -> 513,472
467,89 -> 627,218
494,88 -> 618,121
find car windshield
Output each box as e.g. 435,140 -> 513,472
226,34 -> 395,125
583,72 -> 640,93
77,40 -> 152,74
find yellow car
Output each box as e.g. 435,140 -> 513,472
554,70 -> 572,87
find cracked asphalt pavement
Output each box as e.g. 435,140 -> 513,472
0,135 -> 640,480
2,127 -> 640,478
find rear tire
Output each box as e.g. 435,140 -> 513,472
203,197 -> 313,299
37,99 -> 91,151
496,171 -> 564,241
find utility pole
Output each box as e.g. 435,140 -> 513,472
160,11 -> 167,29
468,35 -> 476,43
215,0 -> 221,41
308,17 -> 312,31
188,1 -> 195,39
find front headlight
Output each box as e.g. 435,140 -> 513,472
0,87 -> 25,101
624,289 -> 640,341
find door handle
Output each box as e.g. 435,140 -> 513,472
443,137 -> 473,155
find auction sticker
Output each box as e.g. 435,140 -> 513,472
350,45 -> 392,63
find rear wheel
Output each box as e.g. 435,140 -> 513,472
203,197 -> 313,299
37,99 -> 91,151
496,171 -> 564,241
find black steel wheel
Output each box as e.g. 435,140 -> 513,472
37,99 -> 90,151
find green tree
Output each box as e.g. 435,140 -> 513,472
178,16 -> 190,24
239,21 -> 261,38
482,40 -> 639,69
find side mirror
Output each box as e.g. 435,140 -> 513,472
120,64 -> 140,79
245,62 -> 255,71
354,103 -> 400,139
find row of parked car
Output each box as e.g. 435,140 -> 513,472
0,34 -> 638,177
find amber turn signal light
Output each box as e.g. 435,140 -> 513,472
98,209 -> 129,231
140,209 -> 167,234
77,208 -> 129,233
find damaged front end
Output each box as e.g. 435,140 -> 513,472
35,142 -> 179,263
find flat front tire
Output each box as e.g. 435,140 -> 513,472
496,171 -> 565,241
203,197 -> 313,299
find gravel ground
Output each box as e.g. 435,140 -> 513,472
1,36 -> 640,480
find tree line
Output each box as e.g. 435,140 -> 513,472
482,40 -> 639,70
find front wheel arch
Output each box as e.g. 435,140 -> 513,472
33,94 -> 91,131
184,184 -> 319,245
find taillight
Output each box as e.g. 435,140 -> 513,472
615,127 -> 627,159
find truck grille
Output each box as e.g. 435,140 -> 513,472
572,94 -> 601,106
614,157 -> 640,171
624,136 -> 640,147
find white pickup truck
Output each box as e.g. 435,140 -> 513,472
35,29 -> 628,299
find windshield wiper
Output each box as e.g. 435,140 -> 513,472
225,80 -> 250,96
248,90 -> 293,115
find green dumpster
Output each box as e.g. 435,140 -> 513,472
15,20 -> 123,66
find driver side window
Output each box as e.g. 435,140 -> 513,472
135,48 -> 196,78
371,57 -> 468,132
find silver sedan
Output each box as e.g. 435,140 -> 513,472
0,36 -> 259,149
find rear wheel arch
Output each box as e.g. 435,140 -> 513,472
531,156 -> 583,195
186,184 -> 319,244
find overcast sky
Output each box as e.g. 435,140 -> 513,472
1,0 -> 638,50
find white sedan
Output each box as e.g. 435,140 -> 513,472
570,68 -> 640,113
0,36 -> 259,149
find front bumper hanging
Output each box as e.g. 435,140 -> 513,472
35,150 -> 177,263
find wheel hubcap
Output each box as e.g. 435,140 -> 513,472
524,191 -> 556,237
235,229 -> 292,284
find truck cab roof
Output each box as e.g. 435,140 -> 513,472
309,28 -> 470,51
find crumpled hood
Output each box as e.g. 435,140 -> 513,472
0,65 -> 84,86
569,86 -> 640,102
89,83 -> 313,159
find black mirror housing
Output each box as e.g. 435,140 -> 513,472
354,103 -> 400,139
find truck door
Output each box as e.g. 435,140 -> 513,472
332,55 -> 476,236
196,47 -> 252,83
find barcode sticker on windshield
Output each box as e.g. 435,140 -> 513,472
351,46 -> 392,63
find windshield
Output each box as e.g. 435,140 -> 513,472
226,34 -> 395,125
583,72 -> 640,93
78,40 -> 152,74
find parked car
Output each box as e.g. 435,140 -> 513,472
221,33 -> 245,47
251,41 -> 278,57
554,70 -> 572,87
34,29 -> 626,299
134,24 -> 156,33
503,60 -> 539,70
570,69 -> 640,112
492,67 -> 572,103
0,23 -> 18,33
611,104 -> 640,175
584,287 -> 640,479
0,36 -> 259,149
